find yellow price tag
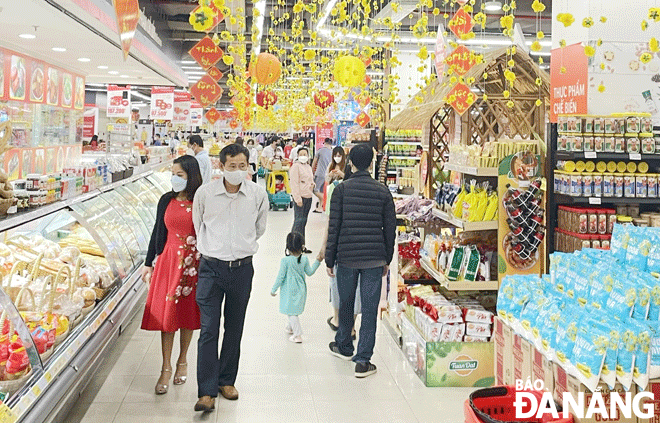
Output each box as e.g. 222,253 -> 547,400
31,385 -> 41,396
0,404 -> 17,423
44,372 -> 52,383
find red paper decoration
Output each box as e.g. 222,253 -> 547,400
313,90 -> 335,109
256,91 -> 278,109
205,107 -> 221,124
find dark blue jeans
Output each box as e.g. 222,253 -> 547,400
334,265 -> 383,363
196,257 -> 253,398
292,197 -> 313,239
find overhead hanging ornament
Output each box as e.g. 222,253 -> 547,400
256,90 -> 278,109
333,56 -> 366,88
313,90 -> 335,109
250,53 -> 282,85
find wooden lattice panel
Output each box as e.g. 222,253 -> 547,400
427,105 -> 454,193
466,98 -> 545,145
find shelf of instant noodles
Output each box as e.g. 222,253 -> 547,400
443,163 -> 498,177
431,208 -> 498,231
420,258 -> 499,291
555,193 -> 660,205
555,151 -> 660,161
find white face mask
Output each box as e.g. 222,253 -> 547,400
224,169 -> 247,185
171,175 -> 187,192
334,156 -> 342,163
298,156 -> 309,164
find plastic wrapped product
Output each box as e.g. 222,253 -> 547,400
625,229 -> 652,271
632,321 -> 651,390
572,321 -> 608,393
464,335 -> 489,343
617,327 -> 638,391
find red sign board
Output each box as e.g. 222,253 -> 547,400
447,7 -> 474,39
445,45 -> 477,76
550,43 -> 588,123
447,83 -> 476,115
188,36 -> 224,70
107,85 -> 131,118
355,111 -> 371,128
83,115 -> 96,138
112,0 -> 140,59
207,67 -> 223,81
316,122 -> 334,150
190,75 -> 223,107
205,107 -> 221,124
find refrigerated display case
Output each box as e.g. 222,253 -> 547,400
0,162 -> 171,423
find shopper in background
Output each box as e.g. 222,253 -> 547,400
234,136 -> 244,145
283,139 -> 293,159
89,135 -> 99,149
271,232 -> 324,343
325,144 -> 396,378
311,138 -> 333,213
192,143 -> 268,413
141,155 -> 203,395
246,139 -> 258,182
289,148 -> 314,252
189,135 -> 212,185
153,133 -> 162,146
170,136 -> 180,156
261,139 -> 275,168
290,139 -> 303,162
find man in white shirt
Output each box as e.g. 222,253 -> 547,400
192,143 -> 268,413
260,139 -> 275,168
290,138 -> 303,162
189,135 -> 212,184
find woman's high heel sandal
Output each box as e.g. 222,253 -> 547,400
155,368 -> 172,394
173,362 -> 187,385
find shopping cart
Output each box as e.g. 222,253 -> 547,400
464,386 -> 573,423
266,170 -> 292,211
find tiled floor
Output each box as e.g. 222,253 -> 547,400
66,198 -> 472,423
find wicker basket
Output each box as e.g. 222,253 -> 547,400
3,261 -> 31,304
0,308 -> 33,395
38,276 -> 70,347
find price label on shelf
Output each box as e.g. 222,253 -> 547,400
584,152 -> 597,159
44,372 -> 52,383
31,386 -> 41,397
0,404 -> 17,423
629,153 -> 642,161
589,197 -> 602,205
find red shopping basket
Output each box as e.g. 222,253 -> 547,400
464,386 -> 574,423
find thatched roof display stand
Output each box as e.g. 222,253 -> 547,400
387,47 -> 550,196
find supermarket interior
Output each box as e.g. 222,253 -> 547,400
0,0 -> 660,422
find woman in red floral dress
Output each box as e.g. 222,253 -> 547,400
141,155 -> 203,395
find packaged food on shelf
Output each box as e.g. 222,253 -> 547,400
434,181 -> 498,222
421,231 -> 497,283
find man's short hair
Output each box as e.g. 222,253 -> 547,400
324,138 -> 332,145
219,143 -> 250,164
235,137 -> 244,145
189,135 -> 204,148
349,144 -> 373,171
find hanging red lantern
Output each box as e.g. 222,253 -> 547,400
313,90 -> 335,109
229,119 -> 239,129
256,91 -> 278,109
251,53 -> 282,85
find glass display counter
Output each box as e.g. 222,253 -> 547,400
0,163 -> 171,422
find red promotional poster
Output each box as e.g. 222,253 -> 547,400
150,86 -> 175,120
188,36 -> 224,70
29,60 -> 45,103
9,55 -> 26,101
74,76 -> 85,110
61,73 -> 73,108
316,122 -> 334,150
189,75 -> 223,107
112,0 -> 140,59
447,7 -> 474,39
355,111 -> 371,128
172,91 -> 192,125
445,45 -> 477,76
46,67 -> 60,106
106,85 -> 131,118
447,83 -> 476,115
83,115 -> 96,139
550,43 -> 588,123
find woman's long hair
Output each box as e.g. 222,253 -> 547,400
328,146 -> 346,173
172,154 -> 203,201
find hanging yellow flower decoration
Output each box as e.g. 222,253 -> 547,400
557,13 -> 575,27
507,100 -> 514,109
560,66 -> 566,74
500,15 -> 514,30
432,8 -> 440,15
450,76 -> 457,84
474,12 -> 487,29
650,38 -> 660,53
559,39 -> 566,48
507,59 -> 515,67
537,31 -> 545,39
504,70 -> 516,83
305,3 -> 317,13
223,55 -> 234,65
212,32 -> 221,45
304,50 -> 316,61
293,2 -> 303,13
642,20 -> 649,31
483,72 -> 489,80
600,16 -> 607,23
503,90 -> 510,99
649,8 -> 660,22
584,45 -> 596,57
530,41 -> 542,52
482,94 -> 488,101
213,0 -> 225,8
189,6 -> 217,32
600,63 -> 606,70
417,46 -> 429,60
535,78 -> 542,86
531,0 -> 545,13
598,84 -> 605,93
467,77 -> 476,85
641,52 -> 653,64
597,39 -> 603,46
535,99 -> 542,107
582,17 -> 594,28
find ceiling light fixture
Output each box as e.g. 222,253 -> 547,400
108,71 -> 119,75
97,65 -> 108,69
251,0 -> 267,56
78,57 -> 91,62
120,74 -> 129,78
19,33 -> 36,39
52,47 -> 66,52
484,1 -> 503,11
131,91 -> 151,101
179,60 -> 196,64
316,0 -> 339,31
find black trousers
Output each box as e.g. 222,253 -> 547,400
292,197 -> 313,240
196,256 -> 253,398
250,163 -> 257,182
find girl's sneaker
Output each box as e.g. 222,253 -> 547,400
289,335 -> 302,343
285,325 -> 293,334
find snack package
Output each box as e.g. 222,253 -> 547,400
554,314 -> 583,373
616,327 -> 637,391
633,275 -> 652,321
605,275 -> 636,319
483,192 -> 498,221
649,284 -> 660,321
632,321 -> 651,390
572,321 -> 608,393
462,246 -> 480,282
466,322 -> 491,337
446,247 -> 465,281
464,335 -> 489,342
452,323 -> 466,342
464,308 -> 493,324
625,229 -> 652,271
610,224 -> 631,261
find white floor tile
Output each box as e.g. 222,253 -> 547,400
66,184 -> 472,422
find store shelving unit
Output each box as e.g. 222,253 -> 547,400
431,208 -> 498,231
420,258 -> 499,291
443,163 -> 498,177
